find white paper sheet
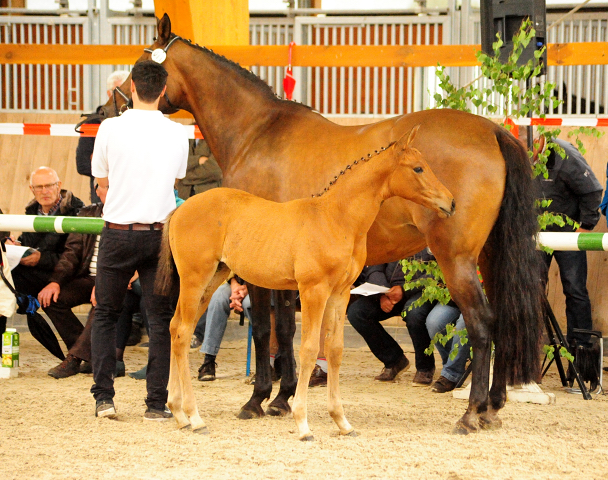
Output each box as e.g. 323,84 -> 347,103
4,245 -> 33,270
349,282 -> 390,296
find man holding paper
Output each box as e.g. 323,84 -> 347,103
347,249 -> 436,384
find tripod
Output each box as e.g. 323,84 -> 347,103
541,297 -> 593,400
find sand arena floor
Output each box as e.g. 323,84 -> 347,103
1,331 -> 607,480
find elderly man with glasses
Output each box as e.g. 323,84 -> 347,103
6,166 -> 84,349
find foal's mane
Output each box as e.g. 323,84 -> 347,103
312,142 -> 396,198
174,35 -> 312,111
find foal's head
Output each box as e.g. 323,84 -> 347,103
388,126 -> 456,218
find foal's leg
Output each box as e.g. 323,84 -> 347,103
170,265 -> 230,433
433,251 -> 494,434
238,285 -> 272,419
324,289 -> 355,436
292,285 -> 329,441
267,290 -> 298,416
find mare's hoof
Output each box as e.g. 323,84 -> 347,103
300,434 -> 315,442
479,414 -> 502,431
342,430 -> 358,437
237,408 -> 264,420
193,426 -> 210,435
452,418 -> 481,435
266,405 -> 291,417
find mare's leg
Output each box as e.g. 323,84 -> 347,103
292,285 -> 329,441
238,285 -> 272,419
324,289 -> 355,436
267,290 -> 298,416
169,264 -> 230,433
432,250 -> 494,434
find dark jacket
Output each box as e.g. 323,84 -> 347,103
75,106 -> 103,177
357,249 -> 434,293
18,190 -> 84,271
176,139 -> 223,199
48,203 -> 102,285
537,138 -> 603,231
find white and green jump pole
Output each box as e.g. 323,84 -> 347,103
1,215 -> 607,251
0,215 -> 104,235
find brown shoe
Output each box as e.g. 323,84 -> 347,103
412,368 -> 435,387
431,375 -> 457,393
48,354 -> 82,379
197,360 -> 216,381
375,355 -> 410,382
308,364 -> 327,387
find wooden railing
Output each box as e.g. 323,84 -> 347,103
2,42 -> 608,67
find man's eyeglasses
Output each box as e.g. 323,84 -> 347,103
31,182 -> 59,193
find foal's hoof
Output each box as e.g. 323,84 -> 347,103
237,407 -> 264,420
341,430 -> 358,437
192,426 -> 210,435
452,421 -> 471,435
178,423 -> 191,431
300,434 -> 315,442
266,404 -> 291,417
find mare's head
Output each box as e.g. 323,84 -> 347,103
388,126 -> 455,218
98,14 -> 187,119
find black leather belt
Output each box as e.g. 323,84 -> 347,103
105,222 -> 164,231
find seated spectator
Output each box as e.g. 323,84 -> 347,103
41,183 -> 134,378
425,303 -> 470,393
6,167 -> 83,349
347,249 -> 436,383
176,137 -> 222,200
197,275 -> 251,381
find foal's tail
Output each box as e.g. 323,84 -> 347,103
488,127 -> 544,385
155,211 -> 179,298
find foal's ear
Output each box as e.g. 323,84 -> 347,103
395,124 -> 421,151
532,135 -> 545,162
157,13 -> 172,45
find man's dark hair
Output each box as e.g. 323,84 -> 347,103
131,60 -> 168,103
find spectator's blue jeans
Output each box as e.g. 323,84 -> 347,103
194,282 -> 252,357
426,304 -> 470,384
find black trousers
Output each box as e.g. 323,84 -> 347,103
347,290 -> 436,371
543,250 -> 593,345
90,227 -> 173,410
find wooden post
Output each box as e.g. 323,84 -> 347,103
154,0 -> 249,46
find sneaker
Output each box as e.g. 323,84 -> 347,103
198,360 -> 216,381
48,354 -> 81,379
190,335 -> 202,350
79,361 -> 93,374
412,368 -> 435,387
431,375 -> 457,393
95,399 -> 117,418
128,365 -> 147,380
143,406 -> 173,422
115,360 -> 126,378
308,364 -> 327,387
375,355 -> 410,382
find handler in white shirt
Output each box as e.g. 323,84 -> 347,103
90,60 -> 188,421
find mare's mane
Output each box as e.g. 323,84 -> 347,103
311,142 -> 396,198
173,35 -> 312,111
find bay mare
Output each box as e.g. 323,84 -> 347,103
156,128 -> 455,439
100,14 -> 545,434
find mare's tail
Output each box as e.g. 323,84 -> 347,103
488,127 -> 544,385
155,211 -> 179,298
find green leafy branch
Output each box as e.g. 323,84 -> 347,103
424,324 -> 471,361
543,344 -> 575,363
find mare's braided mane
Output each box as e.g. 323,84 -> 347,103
311,141 -> 396,198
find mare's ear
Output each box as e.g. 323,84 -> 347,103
157,13 -> 172,45
394,124 -> 421,151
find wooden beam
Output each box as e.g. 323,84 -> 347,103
2,43 -> 608,67
190,0 -> 249,46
